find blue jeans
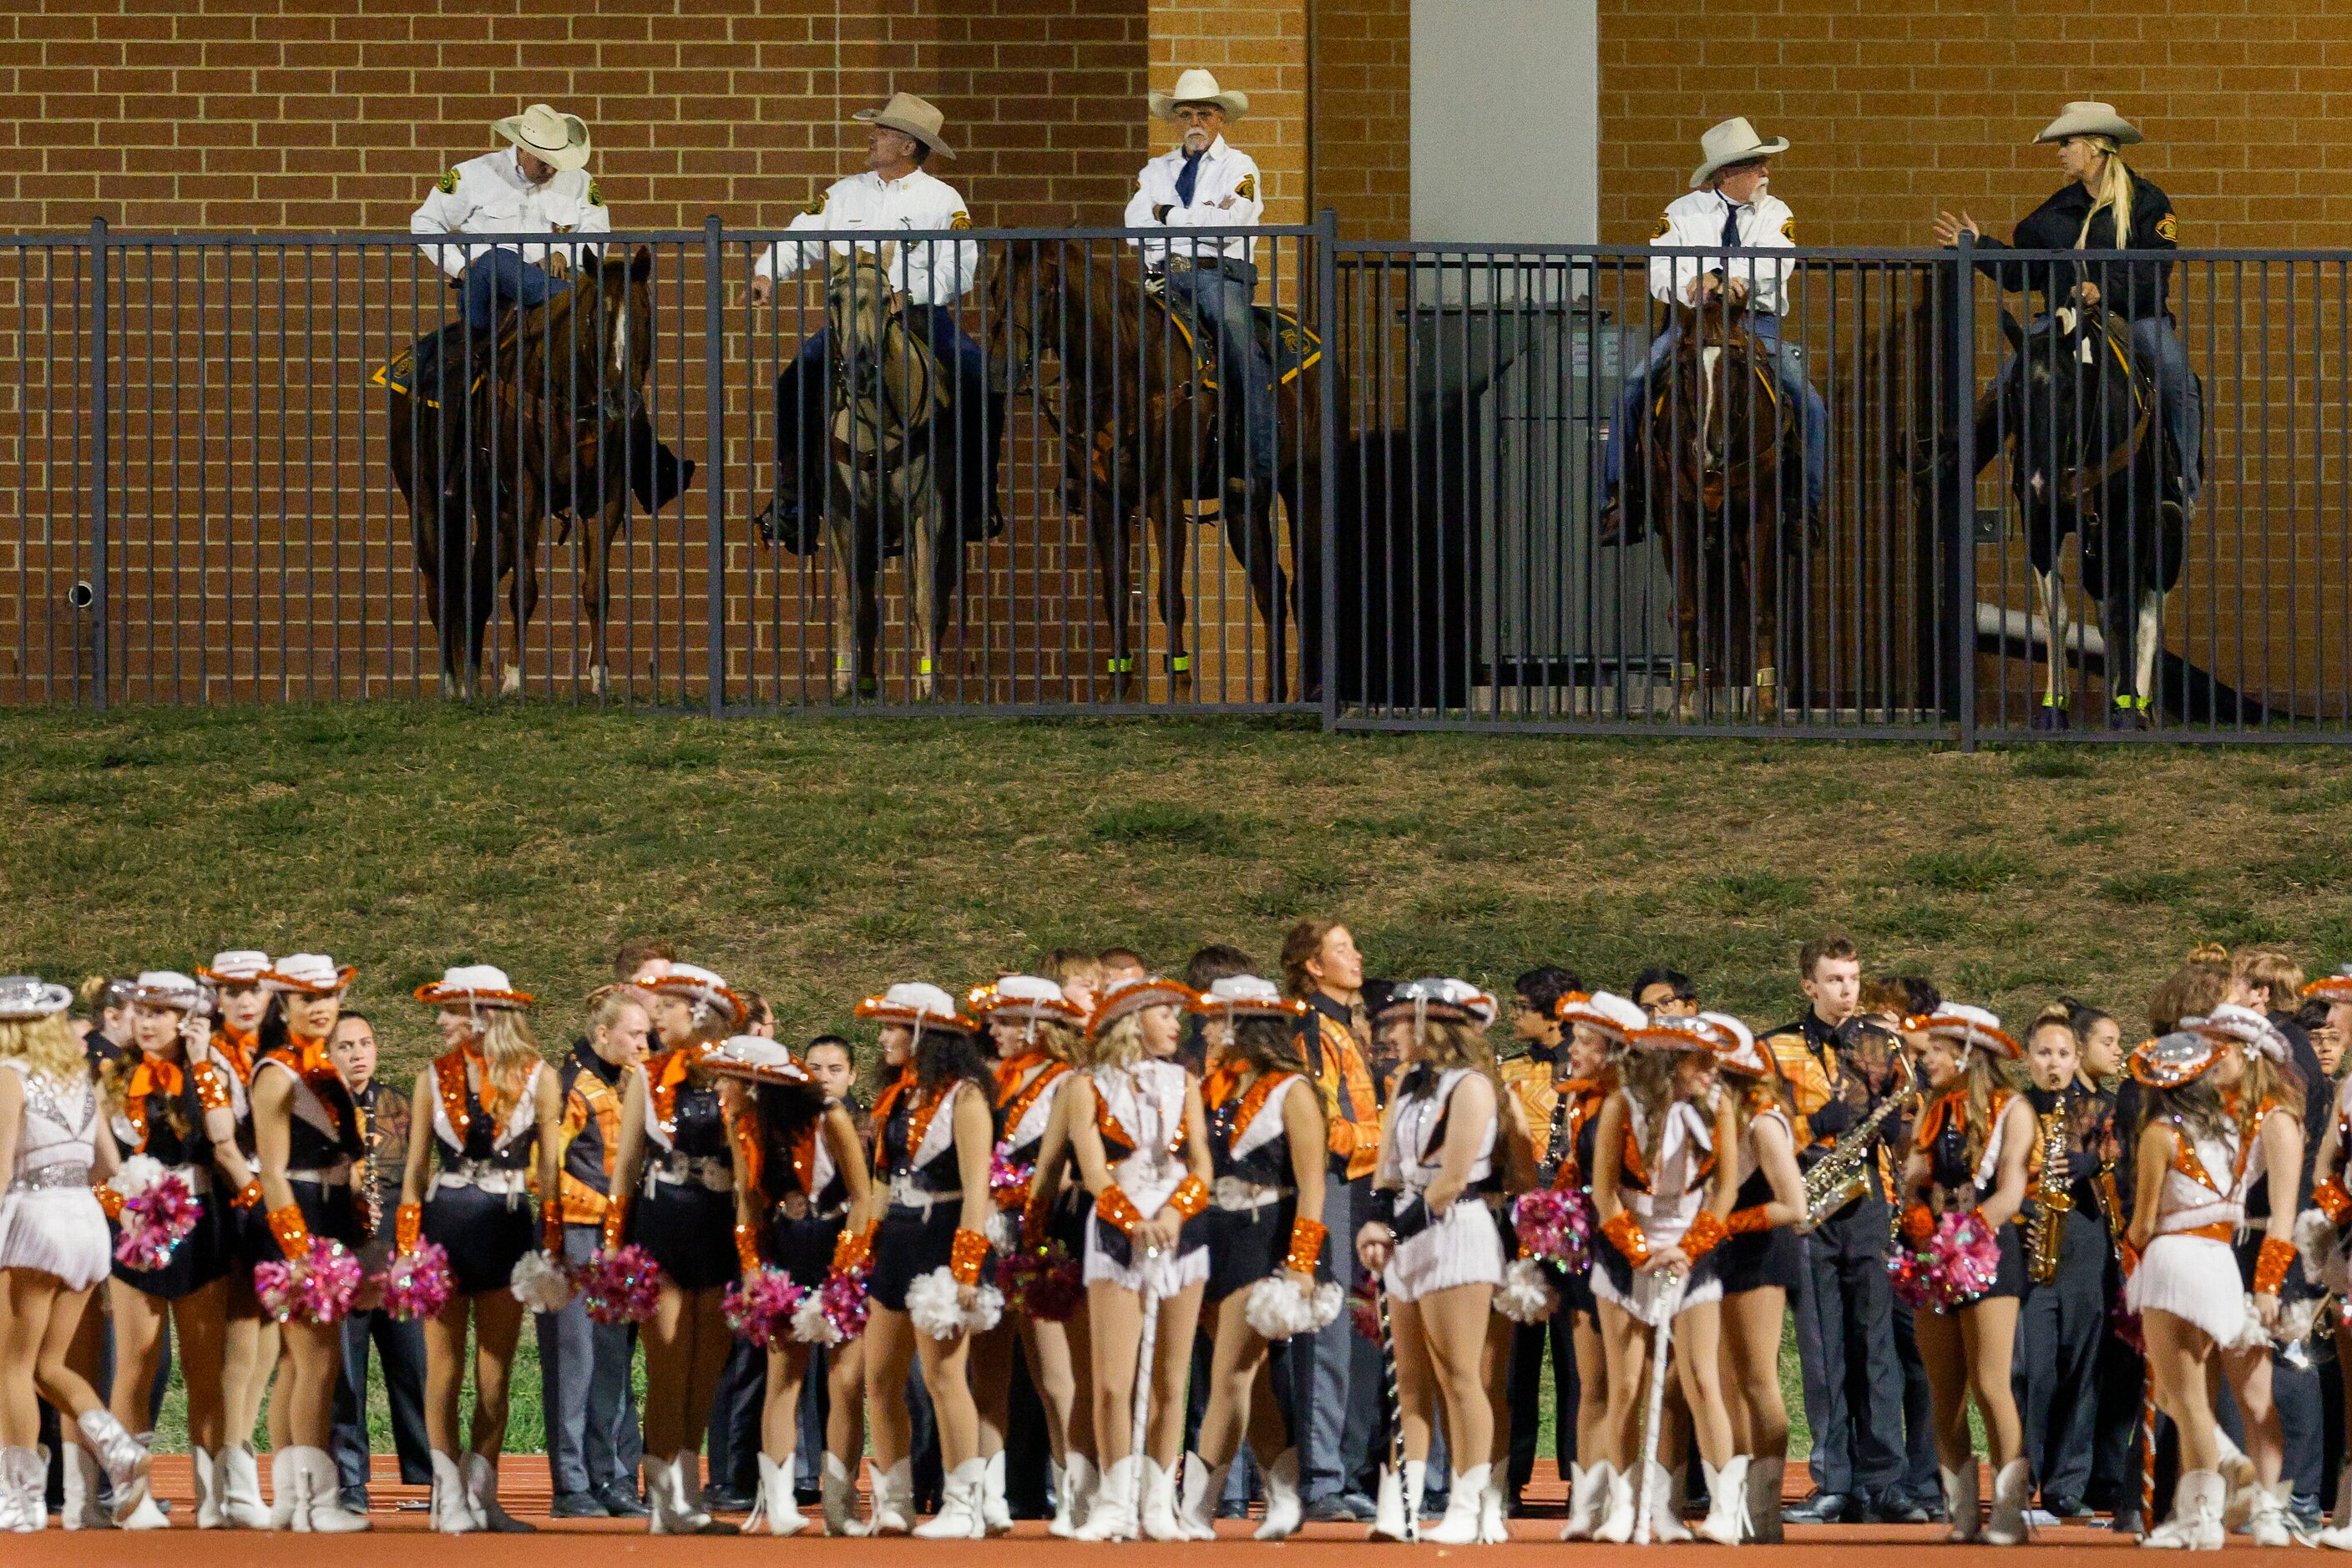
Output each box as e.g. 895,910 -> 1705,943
462,249 -> 569,330
1298,1173 -> 1362,1501
539,1222 -> 644,1499
1606,311 -> 1828,516
772,306 -> 997,532
1165,263 -> 1278,484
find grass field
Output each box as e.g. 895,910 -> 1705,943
14,703 -> 2349,1457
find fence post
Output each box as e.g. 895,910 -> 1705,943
1950,235 -> 1977,750
88,215 -> 109,711
1316,207 -> 1340,731
703,215 -> 727,717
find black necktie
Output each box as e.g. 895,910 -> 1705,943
1721,200 -> 1743,250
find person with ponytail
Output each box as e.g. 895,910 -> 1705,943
394,966 -> 564,1534
606,964 -> 751,1535
196,948 -> 281,1528
853,982 -> 998,1540
1893,1006 -> 2035,1545
1023,953 -> 1110,1535
249,953 -> 370,1532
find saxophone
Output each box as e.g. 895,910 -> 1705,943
1799,1051 -> 1918,1232
2028,1100 -> 2072,1283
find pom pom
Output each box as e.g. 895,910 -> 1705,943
903,1265 -> 1003,1339
579,1244 -> 663,1324
985,1206 -> 1020,1257
2298,1207 -> 2348,1292
1493,1257 -> 1560,1324
1887,1210 -> 2005,1312
793,1263 -> 871,1345
965,1283 -> 1005,1334
723,1267 -> 809,1348
2277,1295 -> 2322,1347
1886,1244 -> 1940,1311
1510,1188 -> 1591,1274
792,1286 -> 842,1346
2227,1296 -> 2272,1353
1244,1272 -> 1343,1341
989,1141 -> 1034,1208
508,1248 -> 574,1313
999,1239 -> 1083,1322
252,1237 -> 364,1324
1348,1277 -> 1383,1345
382,1242 -> 455,1321
111,1166 -> 203,1272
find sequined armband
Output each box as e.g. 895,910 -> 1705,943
230,1177 -> 263,1210
2255,1236 -> 2296,1297
949,1227 -> 990,1286
600,1199 -> 628,1253
1166,1174 -> 1208,1221
192,1061 -> 233,1114
1727,1206 -> 1769,1236
1900,1202 -> 1935,1247
395,1201 -> 422,1256
735,1220 -> 763,1276
2314,1178 -> 2352,1227
832,1221 -> 878,1272
1680,1209 -> 1729,1262
1284,1216 -> 1328,1274
1096,1184 -> 1145,1235
541,1198 -> 564,1257
1599,1207 -> 1648,1265
266,1203 -> 311,1261
94,1182 -> 125,1222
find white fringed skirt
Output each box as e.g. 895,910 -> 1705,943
0,1186 -> 112,1292
2127,1232 -> 2247,1349
1383,1198 -> 1504,1304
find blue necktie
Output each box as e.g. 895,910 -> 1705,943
1721,200 -> 1743,250
1175,149 -> 1205,209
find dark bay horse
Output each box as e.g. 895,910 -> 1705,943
386,245 -> 661,697
1621,300 -> 1802,721
985,241 -> 1329,701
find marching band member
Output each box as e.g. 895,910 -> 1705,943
608,964 -> 751,1535
1499,967 -> 1578,1512
1180,975 -> 1326,1541
1550,991 -> 1645,1541
0,976 -> 145,1534
1894,1005 -> 2034,1545
97,971 -> 253,1529
198,948 -> 280,1530
969,977 -> 1087,1536
1711,1011 -> 1808,1544
1070,976 -> 1211,1542
1589,1009 -> 1741,1546
708,1034 -> 871,1535
2126,1021 -> 2302,1549
250,953 -> 371,1532
395,966 -> 564,1534
1354,979 -> 1508,1546
2306,968 -> 2352,1540
854,982 -> 997,1540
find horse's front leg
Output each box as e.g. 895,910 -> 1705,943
503,464 -> 546,699
908,469 -> 941,701
2035,567 -> 2071,729
823,498 -> 867,701
1751,498 -> 1780,723
580,488 -> 627,699
2131,586 -> 2164,726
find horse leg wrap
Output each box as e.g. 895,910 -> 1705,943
918,657 -> 933,676
1168,655 -> 1191,674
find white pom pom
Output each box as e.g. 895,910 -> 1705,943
1244,1273 -> 1341,1341
905,1267 -> 969,1340
2227,1296 -> 2272,1353
2277,1296 -> 2322,1347
1494,1257 -> 1560,1324
2296,1208 -> 2346,1292
508,1249 -> 575,1312
790,1288 -> 842,1346
963,1283 -> 1005,1335
986,1207 -> 1019,1256
109,1153 -> 165,1200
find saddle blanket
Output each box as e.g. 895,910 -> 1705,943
1146,294 -> 1321,387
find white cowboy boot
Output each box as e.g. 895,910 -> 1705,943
640,1456 -> 678,1534
194,1448 -> 228,1529
1643,1459 -> 1692,1543
1478,1464 -> 1511,1543
1254,1448 -> 1302,1540
868,1457 -> 915,1535
820,1453 -> 862,1537
464,1451 -> 533,1533
59,1441 -> 108,1530
430,1451 -> 477,1534
915,1457 -> 988,1540
1424,1462 -> 1488,1545
1052,1453 -> 1095,1538
269,1449 -> 300,1530
1370,1461 -> 1410,1542
1138,1457 -> 1184,1541
1747,1455 -> 1786,1545
1180,1453 -> 1231,1541
2248,1480 -> 2294,1548
77,1410 -> 157,1530
982,1449 -> 1011,1536
1559,1462 -> 1595,1540
221,1444 -> 272,1529
2144,1469 -> 2224,1550
1943,1463 -> 1980,1543
1699,1457 -> 1751,1545
1593,1463 -> 1637,1544
754,1453 -> 809,1536
2215,1430 -> 2256,1531
1982,1458 -> 2032,1545
1076,1455 -> 1140,1541
295,1449 -> 370,1533
1,1446 -> 45,1533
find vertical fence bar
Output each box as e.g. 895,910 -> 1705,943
89,218 -> 109,710
1318,210 -> 1340,731
704,217 -> 727,716
1950,235 -> 1975,747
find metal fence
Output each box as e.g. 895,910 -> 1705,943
3,216 -> 2348,741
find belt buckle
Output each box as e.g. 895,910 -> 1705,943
1166,255 -> 1193,273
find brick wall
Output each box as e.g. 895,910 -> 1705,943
1144,0 -> 1306,223
1308,0 -> 1408,237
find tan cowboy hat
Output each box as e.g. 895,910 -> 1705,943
493,104 -> 592,172
1149,68 -> 1248,123
2035,100 -> 2142,147
1689,115 -> 1788,189
852,92 -> 955,159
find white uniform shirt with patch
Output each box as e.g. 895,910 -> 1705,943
1646,188 -> 1797,315
1123,136 -> 1264,267
409,149 -> 610,278
751,168 -> 979,306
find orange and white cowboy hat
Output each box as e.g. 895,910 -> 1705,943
1555,989 -> 1648,1044
856,981 -> 979,1037
414,964 -> 534,1011
1087,976 -> 1201,1040
265,953 -> 355,996
647,964 -> 750,1030
2128,1029 -> 2226,1088
1188,974 -> 1309,1020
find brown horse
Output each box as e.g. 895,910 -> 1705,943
1621,300 -> 1802,720
386,246 -> 658,697
985,241 -> 1329,701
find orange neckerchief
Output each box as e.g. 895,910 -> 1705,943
432,1045 -> 523,1149
1204,1066 -> 1293,1154
995,1053 -> 1070,1129
120,1053 -> 185,1150
871,1066 -> 951,1172
213,1024 -> 258,1083
648,1040 -> 716,1143
731,1099 -> 819,1201
265,1034 -> 352,1141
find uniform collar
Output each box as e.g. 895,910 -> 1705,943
870,166 -> 928,192
1170,134 -> 1229,165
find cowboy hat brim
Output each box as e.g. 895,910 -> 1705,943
2034,110 -> 2142,146
493,112 -> 593,172
852,108 -> 956,159
265,965 -> 357,996
415,982 -> 534,1010
1149,89 -> 1249,123
1690,136 -> 1789,190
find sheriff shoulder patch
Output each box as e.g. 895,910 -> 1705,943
1651,214 -> 1672,240
2156,212 -> 2178,242
950,210 -> 971,230
1781,217 -> 1795,240
1237,174 -> 1256,200
804,195 -> 827,216
587,179 -> 604,208
437,168 -> 460,195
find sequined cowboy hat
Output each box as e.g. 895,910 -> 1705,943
2034,101 -> 2142,148
1690,116 -> 1789,189
856,982 -> 979,1036
0,976 -> 72,1020
1628,1014 -> 1722,1054
264,953 -> 356,996
1188,974 -> 1309,1020
2188,1002 -> 2290,1064
968,975 -> 1086,1027
1910,1004 -> 2020,1060
132,970 -> 209,1014
1555,989 -> 1648,1043
852,92 -> 955,160
703,1035 -> 810,1087
2305,967 -> 2352,1004
414,964 -> 534,1011
492,103 -> 593,172
1373,977 -> 1500,1030
1087,975 -> 1201,1039
1702,1011 -> 1773,1076
1149,68 -> 1249,124
197,950 -> 272,986
2128,1029 -> 2224,1088
647,964 -> 750,1029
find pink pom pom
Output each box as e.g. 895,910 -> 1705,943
383,1243 -> 455,1322
253,1237 -> 364,1324
580,1244 -> 664,1324
999,1239 -> 1082,1322
113,1171 -> 203,1272
989,1141 -> 1034,1208
1511,1188 -> 1591,1273
1885,1244 -> 1940,1310
1930,1210 -> 2004,1308
1348,1278 -> 1382,1345
723,1267 -> 808,1348
817,1263 -> 871,1342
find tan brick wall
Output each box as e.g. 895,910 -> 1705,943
1308,0 -> 1409,237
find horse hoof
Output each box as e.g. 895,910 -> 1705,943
2031,705 -> 2071,732
500,664 -> 523,698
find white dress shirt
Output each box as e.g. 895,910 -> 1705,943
1124,135 -> 1264,267
408,149 -> 609,278
751,167 -> 979,307
1646,187 -> 1797,316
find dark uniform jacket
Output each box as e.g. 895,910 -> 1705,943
1970,174 -> 2178,321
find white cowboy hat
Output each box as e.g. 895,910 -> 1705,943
1555,989 -> 1648,1043
2189,1003 -> 2291,1065
856,981 -> 979,1035
647,964 -> 750,1029
2307,966 -> 2352,1004
1702,1012 -> 1773,1077
199,950 -> 272,985
0,976 -> 72,1021
852,92 -> 955,159
493,104 -> 593,171
266,953 -> 355,996
414,964 -> 534,1011
1087,976 -> 1201,1039
1920,1004 -> 2021,1060
132,971 -> 209,1014
969,975 -> 1085,1026
704,1035 -> 811,1087
1188,975 -> 1309,1020
1373,977 -> 1500,1030
1149,68 -> 1249,123
1689,115 -> 1789,190
2034,101 -> 2142,147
